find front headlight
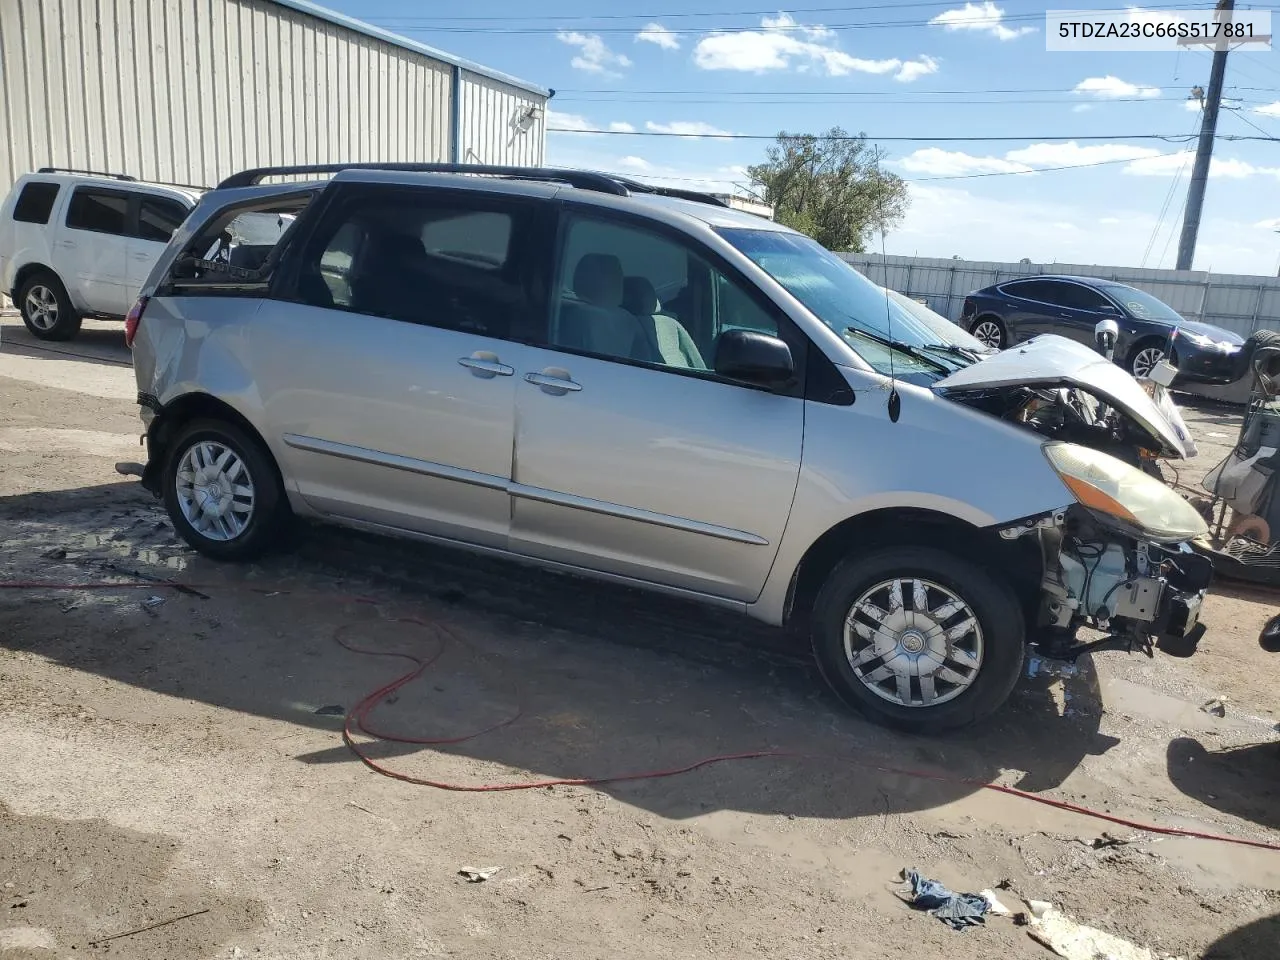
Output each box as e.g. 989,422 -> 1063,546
1180,331 -> 1213,347
1044,443 -> 1208,542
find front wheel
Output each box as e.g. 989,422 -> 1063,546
811,546 -> 1025,731
163,419 -> 288,562
969,316 -> 1006,350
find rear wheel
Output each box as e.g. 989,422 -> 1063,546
969,316 -> 1006,350
811,546 -> 1025,731
18,271 -> 81,341
163,419 -> 288,562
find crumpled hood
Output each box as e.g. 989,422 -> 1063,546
933,334 -> 1189,459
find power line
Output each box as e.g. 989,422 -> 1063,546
358,0 -> 1036,21
547,128 -> 1269,142
557,95 -> 1276,107
555,85 -> 1280,96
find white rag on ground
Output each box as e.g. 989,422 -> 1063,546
1027,906 -> 1183,960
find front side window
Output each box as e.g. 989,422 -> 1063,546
552,214 -> 778,373
136,196 -> 190,243
12,182 -> 60,224
1047,281 -> 1110,312
295,191 -> 527,339
65,188 -> 128,235
718,227 -> 967,378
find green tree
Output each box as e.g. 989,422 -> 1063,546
747,127 -> 909,252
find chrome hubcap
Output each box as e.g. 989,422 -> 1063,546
24,285 -> 58,330
843,577 -> 985,708
175,441 -> 255,542
972,320 -> 1003,348
1132,347 -> 1164,378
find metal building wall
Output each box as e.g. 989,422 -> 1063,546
841,253 -> 1280,339
457,71 -> 545,167
0,0 -> 543,192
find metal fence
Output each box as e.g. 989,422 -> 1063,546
839,254 -> 1280,340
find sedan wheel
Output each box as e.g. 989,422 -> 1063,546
843,577 -> 984,708
1131,345 -> 1165,379
971,318 -> 1005,349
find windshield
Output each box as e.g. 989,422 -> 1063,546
885,289 -> 991,353
1096,283 -> 1183,323
717,227 -> 972,375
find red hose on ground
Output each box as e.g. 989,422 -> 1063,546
5,577 -> 1280,852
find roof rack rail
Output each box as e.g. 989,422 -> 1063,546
216,162 -> 630,195
37,166 -> 136,182
604,175 -> 730,208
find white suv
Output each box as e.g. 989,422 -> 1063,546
0,169 -> 200,341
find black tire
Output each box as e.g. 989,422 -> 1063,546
1128,337 -> 1166,378
968,315 -> 1006,350
17,270 -> 81,341
162,418 -> 289,562
811,546 -> 1025,732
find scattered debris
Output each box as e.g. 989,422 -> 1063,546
1200,697 -> 1227,718
314,705 -> 345,716
979,890 -> 1012,916
87,907 -> 211,947
901,869 -> 989,931
459,866 -> 501,883
1026,656 -> 1080,680
142,595 -> 166,608
40,547 -> 67,560
1026,902 -> 1176,960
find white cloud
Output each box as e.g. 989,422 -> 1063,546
1074,75 -> 1161,99
644,120 -> 733,138
929,2 -> 1036,41
617,156 -> 653,171
547,110 -> 597,133
888,184 -> 1276,273
1125,152 -> 1280,178
1099,217 -> 1122,225
898,148 -> 1031,176
609,121 -> 636,133
693,13 -> 904,76
636,23 -> 680,50
1254,218 -> 1280,230
896,56 -> 940,83
1072,103 -> 1094,113
1007,141 -> 1160,166
557,31 -> 633,76
1255,101 -> 1280,118
1185,99 -> 1203,112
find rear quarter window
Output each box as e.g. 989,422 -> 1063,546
12,181 -> 60,224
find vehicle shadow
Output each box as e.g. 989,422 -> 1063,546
0,319 -> 131,368
1201,912 -> 1280,960
1166,737 -> 1280,833
0,481 -> 1119,822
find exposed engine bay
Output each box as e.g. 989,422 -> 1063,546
1000,505 -> 1214,662
955,384 -> 1170,473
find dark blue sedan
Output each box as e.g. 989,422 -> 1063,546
960,275 -> 1245,383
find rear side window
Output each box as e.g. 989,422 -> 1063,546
293,188 -> 531,339
66,188 -> 128,235
12,181 -> 60,224
136,197 -> 189,243
1002,279 -> 1059,304
161,191 -> 315,296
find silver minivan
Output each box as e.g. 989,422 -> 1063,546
126,163 -> 1212,730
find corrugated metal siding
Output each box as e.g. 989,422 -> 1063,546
0,0 -> 481,191
458,71 -> 546,166
841,253 -> 1280,338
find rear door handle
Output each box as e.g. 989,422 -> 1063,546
524,371 -> 582,394
458,355 -> 514,378
58,240 -> 76,248
131,252 -> 151,261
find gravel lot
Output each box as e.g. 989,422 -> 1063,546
1,315 -> 1278,959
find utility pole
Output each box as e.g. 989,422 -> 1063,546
1175,0 -> 1234,271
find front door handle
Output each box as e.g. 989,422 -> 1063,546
524,370 -> 582,394
458,354 -> 514,378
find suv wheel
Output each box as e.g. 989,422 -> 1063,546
163,419 -> 288,561
969,316 -> 1006,349
811,546 -> 1025,731
18,271 -> 82,341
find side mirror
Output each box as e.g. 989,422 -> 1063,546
1094,317 -> 1119,360
715,329 -> 795,387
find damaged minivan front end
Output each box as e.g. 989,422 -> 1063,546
997,442 -> 1212,665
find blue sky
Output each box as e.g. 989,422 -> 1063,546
332,2 -> 1280,274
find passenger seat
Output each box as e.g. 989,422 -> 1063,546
622,275 -> 705,370
558,254 -> 651,360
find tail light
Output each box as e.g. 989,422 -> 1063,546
124,295 -> 149,349
961,296 -> 976,319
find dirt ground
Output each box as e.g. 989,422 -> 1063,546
2,316 -> 1279,960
